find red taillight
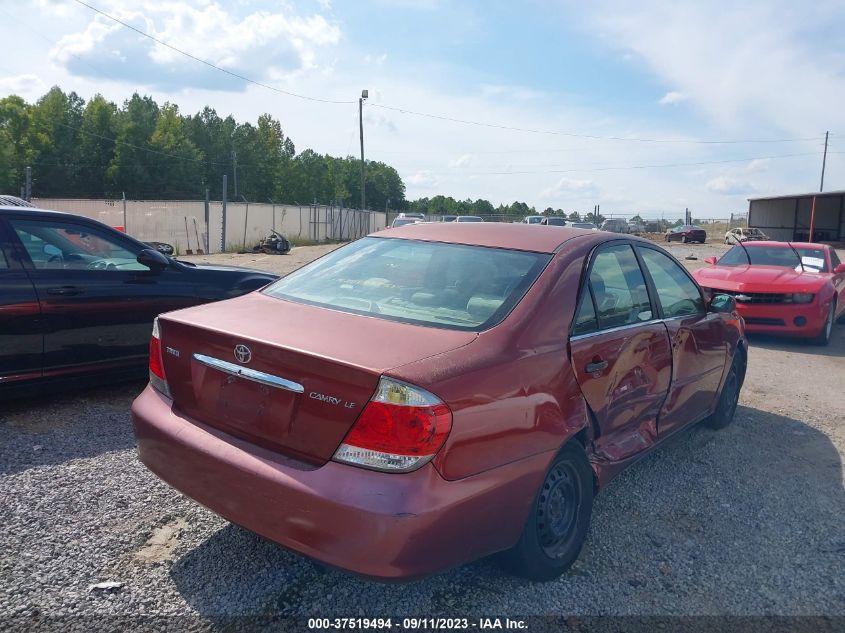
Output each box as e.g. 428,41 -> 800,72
333,377 -> 452,472
148,318 -> 171,398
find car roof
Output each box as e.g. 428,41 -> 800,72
373,221 -> 612,253
739,240 -> 826,249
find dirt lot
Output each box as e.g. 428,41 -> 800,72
1,240 -> 843,624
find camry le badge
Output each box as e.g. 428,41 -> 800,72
734,294 -> 752,302
234,344 -> 252,364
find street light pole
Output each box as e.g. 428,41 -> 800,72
359,89 -> 368,211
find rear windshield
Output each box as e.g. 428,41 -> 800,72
263,237 -> 550,331
718,245 -> 828,272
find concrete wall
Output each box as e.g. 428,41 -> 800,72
30,198 -> 388,254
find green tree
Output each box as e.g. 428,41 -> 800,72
26,87 -> 84,196
568,211 -> 582,222
148,103 -> 203,198
0,95 -> 31,193
77,94 -> 117,197
106,93 -> 160,197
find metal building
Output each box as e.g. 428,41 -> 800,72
747,190 -> 845,243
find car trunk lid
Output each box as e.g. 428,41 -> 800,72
157,292 -> 477,463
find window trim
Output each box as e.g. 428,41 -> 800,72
568,239 -> 658,338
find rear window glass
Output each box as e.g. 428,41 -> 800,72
718,245 -> 828,272
263,237 -> 550,331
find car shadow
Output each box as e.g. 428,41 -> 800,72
169,404 -> 845,616
747,321 -> 845,358
0,379 -> 146,476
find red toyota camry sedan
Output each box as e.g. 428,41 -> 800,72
694,241 -> 845,345
132,224 -> 746,580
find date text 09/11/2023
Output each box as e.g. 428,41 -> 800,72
307,617 -> 528,630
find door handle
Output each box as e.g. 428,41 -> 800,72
47,286 -> 83,296
585,359 -> 609,373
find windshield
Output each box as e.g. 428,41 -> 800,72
263,237 -> 550,331
457,216 -> 483,222
718,245 -> 828,272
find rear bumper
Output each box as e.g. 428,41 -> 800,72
736,301 -> 828,336
131,385 -> 550,579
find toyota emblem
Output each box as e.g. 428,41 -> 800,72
234,344 -> 252,364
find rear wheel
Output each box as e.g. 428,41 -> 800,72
499,442 -> 593,581
810,301 -> 835,346
704,353 -> 743,429
682,235 -> 689,243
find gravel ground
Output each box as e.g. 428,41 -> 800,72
2,241 -> 844,624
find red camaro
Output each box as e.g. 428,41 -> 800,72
132,224 -> 746,580
694,241 -> 845,345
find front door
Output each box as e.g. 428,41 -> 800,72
636,245 -> 727,436
569,243 -> 672,463
7,215 -> 197,377
0,219 -> 42,385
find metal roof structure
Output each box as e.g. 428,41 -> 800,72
748,190 -> 845,202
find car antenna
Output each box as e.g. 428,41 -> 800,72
734,237 -> 751,265
785,241 -> 805,272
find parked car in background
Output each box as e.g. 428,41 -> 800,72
403,212 -> 426,221
0,206 -> 278,398
453,215 -> 484,222
0,195 -> 34,207
522,215 -> 544,224
440,215 -> 457,223
145,241 -> 175,256
694,241 -> 845,345
666,225 -> 707,243
627,220 -> 646,234
571,222 -> 598,230
599,219 -> 629,233
133,223 -> 746,581
540,217 -> 567,226
391,216 -> 421,228
725,227 -> 769,244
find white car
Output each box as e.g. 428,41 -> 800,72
453,216 -> 484,223
725,227 -> 769,244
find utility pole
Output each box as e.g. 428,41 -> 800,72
204,188 -> 210,254
820,130 -> 829,192
24,166 -> 31,202
222,174 -> 228,252
232,149 -> 238,199
359,89 -> 368,211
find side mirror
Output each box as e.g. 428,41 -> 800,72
137,248 -> 169,272
709,293 -> 736,314
834,263 -> 845,274
704,256 -> 718,265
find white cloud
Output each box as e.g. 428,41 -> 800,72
407,170 -> 438,187
540,177 -> 599,202
705,175 -> 757,195
587,1 -> 845,134
50,1 -> 341,91
0,74 -> 45,97
658,91 -> 687,105
449,154 -> 473,168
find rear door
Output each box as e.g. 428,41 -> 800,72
636,245 -> 727,436
569,242 -> 672,463
7,215 -> 198,376
0,217 -> 42,384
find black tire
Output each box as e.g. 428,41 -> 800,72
704,353 -> 743,429
810,301 -> 835,345
499,442 -> 594,581
665,235 -> 670,242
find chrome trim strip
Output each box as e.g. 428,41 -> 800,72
570,319 -> 661,341
192,353 -> 305,394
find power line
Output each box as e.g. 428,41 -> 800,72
369,103 -> 823,145
446,151 -> 839,176
69,0 -> 824,147
70,0 -> 355,105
